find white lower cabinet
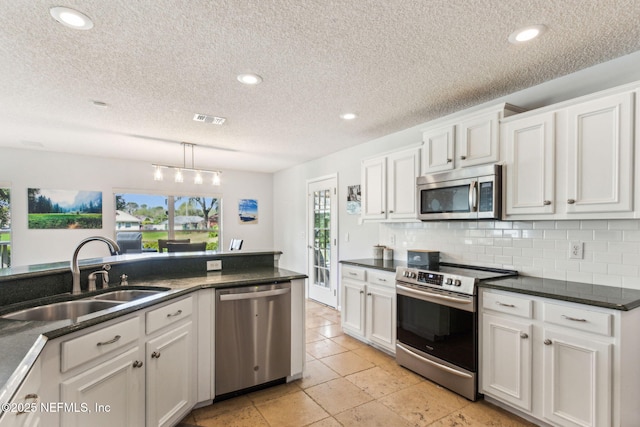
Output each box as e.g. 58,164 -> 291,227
341,265 -> 396,354
60,346 -> 145,427
0,359 -> 43,427
480,288 -> 639,427
146,322 -> 194,427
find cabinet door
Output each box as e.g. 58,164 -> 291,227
0,360 -> 42,427
543,330 -> 612,427
387,147 -> 420,220
504,112 -> 555,215
341,279 -> 365,338
365,284 -> 396,353
60,347 -> 145,427
146,322 -> 194,427
565,91 -> 634,213
481,313 -> 533,411
458,111 -> 500,167
422,126 -> 454,173
361,157 -> 387,219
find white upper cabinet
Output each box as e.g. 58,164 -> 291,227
422,125 -> 455,173
421,103 -> 524,175
504,112 -> 556,215
502,86 -> 636,220
565,91 -> 634,214
362,146 -> 420,221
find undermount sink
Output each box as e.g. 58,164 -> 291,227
92,289 -> 169,302
1,300 -> 122,322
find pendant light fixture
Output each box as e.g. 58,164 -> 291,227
152,143 -> 222,186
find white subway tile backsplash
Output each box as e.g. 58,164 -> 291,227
381,219 -> 640,290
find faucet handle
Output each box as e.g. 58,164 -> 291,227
120,274 -> 129,286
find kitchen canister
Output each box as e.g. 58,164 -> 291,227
373,245 -> 385,260
383,247 -> 394,260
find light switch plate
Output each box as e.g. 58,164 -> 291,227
207,260 -> 222,271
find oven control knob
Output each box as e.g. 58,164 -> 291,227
445,278 -> 453,285
409,272 -> 416,279
403,271 -> 408,277
454,279 -> 462,287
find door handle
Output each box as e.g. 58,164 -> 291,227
468,181 -> 477,211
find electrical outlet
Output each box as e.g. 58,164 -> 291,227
569,241 -> 584,259
390,234 -> 396,245
207,260 -> 222,271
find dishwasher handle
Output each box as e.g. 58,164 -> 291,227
219,287 -> 290,301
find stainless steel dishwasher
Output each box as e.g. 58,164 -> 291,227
215,281 -> 291,396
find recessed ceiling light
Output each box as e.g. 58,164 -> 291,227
50,7 -> 94,30
508,24 -> 547,44
340,113 -> 357,120
237,73 -> 263,85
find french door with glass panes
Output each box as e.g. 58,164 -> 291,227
307,175 -> 338,308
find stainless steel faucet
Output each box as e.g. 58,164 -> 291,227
70,237 -> 120,295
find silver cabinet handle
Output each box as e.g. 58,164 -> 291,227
349,272 -> 357,276
544,339 -> 552,345
496,301 -> 515,308
359,290 -> 364,294
132,360 -> 143,368
166,309 -> 183,318
17,394 -> 39,414
377,278 -> 387,282
520,333 -> 529,339
567,199 -> 576,204
543,200 -> 551,205
460,155 -> 467,160
367,292 -> 372,296
220,287 -> 290,301
447,158 -> 452,163
562,315 -> 587,322
381,211 -> 385,214
151,351 -> 161,359
389,210 -> 394,213
97,335 -> 121,347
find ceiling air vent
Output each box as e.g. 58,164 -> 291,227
193,113 -> 226,125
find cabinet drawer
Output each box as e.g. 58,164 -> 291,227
367,270 -> 395,288
146,296 -> 193,334
342,266 -> 366,281
482,291 -> 533,319
61,317 -> 139,372
543,302 -> 612,336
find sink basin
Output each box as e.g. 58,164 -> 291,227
1,300 -> 122,322
92,289 -> 168,302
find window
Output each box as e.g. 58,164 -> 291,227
115,192 -> 220,252
0,187 -> 10,268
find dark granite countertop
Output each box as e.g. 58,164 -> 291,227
340,258 -> 640,311
340,258 -> 407,273
480,276 -> 640,311
0,265 -> 305,408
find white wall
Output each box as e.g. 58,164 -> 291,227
0,147 -> 273,266
273,50 -> 640,289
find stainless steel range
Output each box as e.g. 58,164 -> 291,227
395,263 -> 517,401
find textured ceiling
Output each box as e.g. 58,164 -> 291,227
1,1 -> 640,173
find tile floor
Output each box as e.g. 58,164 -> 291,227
177,299 -> 537,427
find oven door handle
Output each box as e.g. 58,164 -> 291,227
397,343 -> 473,379
396,284 -> 473,305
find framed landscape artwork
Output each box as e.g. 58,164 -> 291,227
28,188 -> 103,229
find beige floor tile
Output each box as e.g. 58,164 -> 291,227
176,413 -> 197,426
306,328 -> 326,343
377,381 -> 469,426
345,366 -> 416,398
320,351 -> 375,376
305,377 -> 374,415
306,352 -> 316,362
247,381 -> 301,405
192,395 -> 253,422
307,315 -> 334,328
197,405 -> 269,427
329,334 -> 367,350
431,400 -> 537,427
299,359 -> 341,389
352,344 -> 395,366
306,338 -> 348,359
335,400 -> 413,427
319,311 -> 341,324
307,416 -> 342,427
256,390 -> 329,427
313,323 -> 344,338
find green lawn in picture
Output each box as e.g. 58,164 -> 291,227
28,213 -> 102,229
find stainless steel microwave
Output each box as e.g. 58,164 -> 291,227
417,164 -> 502,221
